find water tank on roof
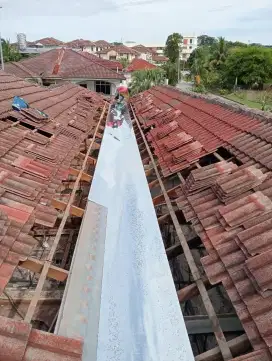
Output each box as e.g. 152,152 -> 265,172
17,33 -> 27,50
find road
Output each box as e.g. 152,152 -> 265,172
176,80 -> 193,92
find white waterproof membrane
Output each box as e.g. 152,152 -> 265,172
56,105 -> 194,361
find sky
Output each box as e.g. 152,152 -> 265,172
0,0 -> 271,45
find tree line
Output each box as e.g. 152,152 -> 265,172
188,36 -> 272,92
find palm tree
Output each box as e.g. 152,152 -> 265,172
130,68 -> 166,95
209,37 -> 228,69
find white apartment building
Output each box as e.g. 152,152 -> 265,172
181,36 -> 198,61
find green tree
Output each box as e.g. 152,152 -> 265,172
164,33 -> 183,63
227,41 -> 248,48
118,57 -> 129,68
189,47 -> 210,78
197,35 -> 216,47
130,68 -> 166,95
162,61 -> 178,86
2,39 -> 22,62
209,37 -> 228,70
223,47 -> 272,88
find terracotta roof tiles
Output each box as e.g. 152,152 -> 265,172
65,39 -> 95,48
131,44 -> 153,54
174,164 -> 272,358
132,86 -> 262,176
0,70 -> 104,359
29,37 -> 63,46
5,48 -> 124,80
81,51 -> 123,71
152,55 -> 168,62
97,44 -> 139,55
133,85 -> 272,359
126,58 -> 157,72
94,40 -> 111,47
0,316 -> 83,361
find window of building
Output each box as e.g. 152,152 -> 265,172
109,55 -> 117,60
190,39 -> 193,44
80,83 -> 87,88
189,46 -> 193,49
95,81 -> 111,95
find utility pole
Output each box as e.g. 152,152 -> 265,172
177,43 -> 181,83
0,6 -> 4,71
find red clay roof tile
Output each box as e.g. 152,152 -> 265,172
30,37 -> 63,46
0,71 -> 105,360
65,39 -> 95,48
81,52 -> 123,71
172,160 -> 272,355
0,71 -> 104,296
94,40 -> 111,47
0,315 -> 83,361
5,48 -> 124,80
132,86 -> 262,175
126,58 -> 156,72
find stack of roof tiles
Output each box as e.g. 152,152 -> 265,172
0,315 -> 83,361
0,71 -> 105,360
183,161 -> 238,195
131,86 -> 263,176
175,162 -> 272,360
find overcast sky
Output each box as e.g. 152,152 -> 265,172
0,0 -> 271,45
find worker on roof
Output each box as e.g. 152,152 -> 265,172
114,82 -> 129,102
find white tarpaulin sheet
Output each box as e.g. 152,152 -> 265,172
87,107 -> 194,361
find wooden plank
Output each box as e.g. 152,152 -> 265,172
145,167 -> 154,177
166,236 -> 202,259
19,258 -> 69,282
51,199 -> 85,218
78,153 -> 97,165
195,334 -> 250,361
60,230 -> 74,269
177,172 -> 185,184
214,152 -> 225,162
24,102 -> 108,323
153,185 -> 180,206
177,278 -> 211,302
149,179 -> 159,190
185,314 -> 243,335
33,229 -> 78,236
69,167 -> 92,182
157,213 -> 170,224
96,132 -> 103,139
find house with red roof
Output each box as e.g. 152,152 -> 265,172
97,45 -> 140,62
94,40 -> 111,50
131,44 -> 154,62
81,52 -> 123,72
5,48 -> 125,95
126,58 -> 157,72
125,58 -> 157,84
27,37 -> 63,49
65,39 -> 97,53
152,54 -> 169,65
